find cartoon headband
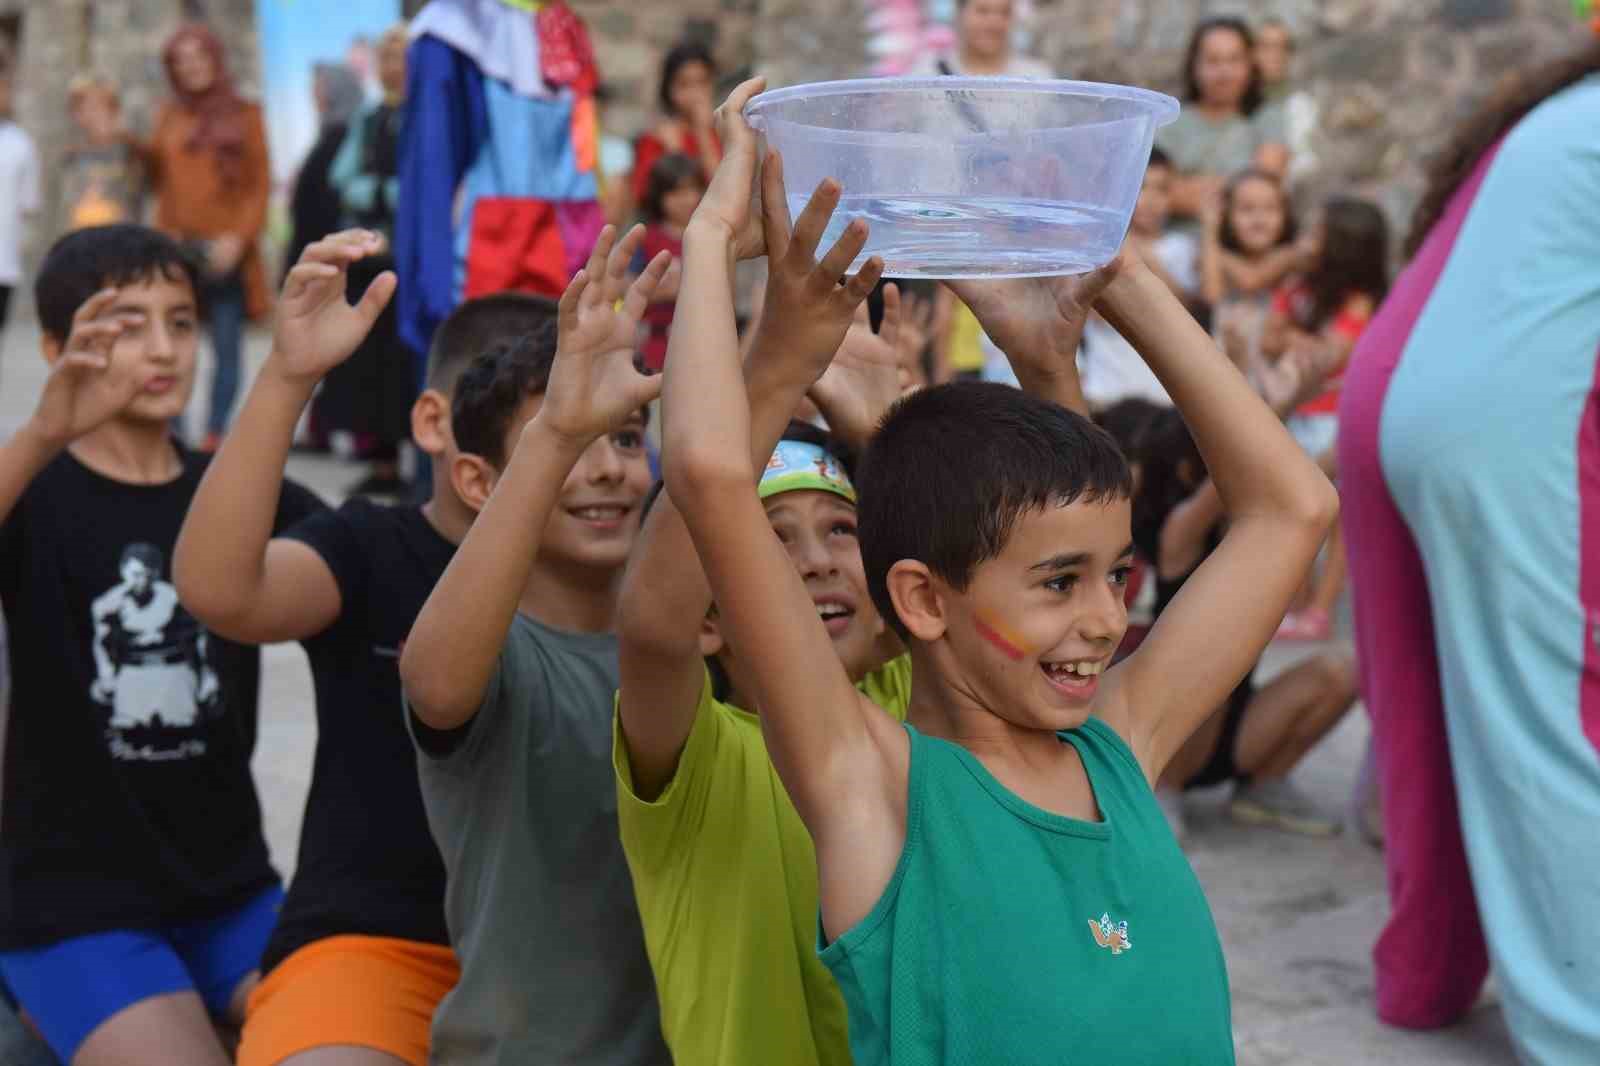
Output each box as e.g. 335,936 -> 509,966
759,440 -> 857,505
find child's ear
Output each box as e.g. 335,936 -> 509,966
886,560 -> 945,643
411,389 -> 453,457
698,614 -> 725,658
40,333 -> 64,366
449,453 -> 497,514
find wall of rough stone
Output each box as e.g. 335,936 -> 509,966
756,0 -> 1588,239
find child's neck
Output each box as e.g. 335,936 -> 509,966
904,644 -> 1078,760
517,555 -> 622,635
68,420 -> 183,485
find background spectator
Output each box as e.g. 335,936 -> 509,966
322,22 -> 413,497
0,69 -> 37,355
1159,17 -> 1287,229
61,75 -> 143,232
907,0 -> 1052,78
1254,17 -> 1319,186
630,41 -> 721,212
145,21 -> 271,449
283,63 -> 364,281
632,152 -> 703,372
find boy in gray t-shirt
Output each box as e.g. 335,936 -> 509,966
401,226 -> 676,1065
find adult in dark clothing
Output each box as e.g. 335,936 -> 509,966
323,27 -> 414,497
283,64 -> 365,285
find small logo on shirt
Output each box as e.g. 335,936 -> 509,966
373,640 -> 405,660
1088,913 -> 1132,955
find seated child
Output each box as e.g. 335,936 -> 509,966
661,82 -> 1339,1065
1261,196 -> 1388,641
1201,168 -> 1300,367
0,224 -> 322,1066
1129,405 -> 1357,840
1080,147 -> 1194,409
175,232 -> 559,1066
399,227 -> 674,1065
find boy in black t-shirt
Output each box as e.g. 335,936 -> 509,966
0,224 -> 323,1065
174,230 -> 559,1066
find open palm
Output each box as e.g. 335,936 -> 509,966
948,246 -> 1133,375
31,288 -> 144,446
543,225 -> 674,441
272,231 -> 396,386
809,284 -> 905,447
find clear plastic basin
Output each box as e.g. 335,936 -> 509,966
746,77 -> 1179,278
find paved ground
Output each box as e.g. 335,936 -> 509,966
0,317 -> 1518,1064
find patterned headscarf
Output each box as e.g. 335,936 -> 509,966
161,22 -> 249,186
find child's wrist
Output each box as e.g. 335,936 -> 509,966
523,411 -> 597,458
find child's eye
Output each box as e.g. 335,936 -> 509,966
1045,574 -> 1077,594
612,430 -> 644,450
1109,566 -> 1132,588
829,522 -> 857,539
173,318 -> 197,334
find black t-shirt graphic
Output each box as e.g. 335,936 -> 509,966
0,448 -> 324,949
261,499 -> 456,972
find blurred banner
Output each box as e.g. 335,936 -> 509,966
256,0 -> 401,186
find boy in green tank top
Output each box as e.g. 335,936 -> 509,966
660,79 -> 1339,1065
613,106 -> 1117,1063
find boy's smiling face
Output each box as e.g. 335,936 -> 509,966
945,495 -> 1133,731
492,394 -> 653,572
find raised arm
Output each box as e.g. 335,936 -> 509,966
401,226 -> 670,731
661,83 -> 906,932
617,153 -> 884,798
1095,254 -> 1337,781
0,289 -> 143,527
174,232 -> 395,643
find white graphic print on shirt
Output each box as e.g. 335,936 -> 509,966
89,542 -> 218,759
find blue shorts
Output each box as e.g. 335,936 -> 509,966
0,884 -> 282,1062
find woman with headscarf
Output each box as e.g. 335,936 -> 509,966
321,24 -> 414,497
284,63 -> 364,281
1339,34 -> 1600,1062
145,22 -> 271,451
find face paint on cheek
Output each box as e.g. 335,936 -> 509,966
974,612 -> 1029,662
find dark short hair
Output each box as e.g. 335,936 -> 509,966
449,320 -> 560,468
426,292 -> 559,393
1181,16 -> 1264,116
658,40 -> 716,115
1146,145 -> 1171,171
857,382 -> 1133,639
1218,168 -> 1295,254
34,225 -> 198,342
119,542 -> 166,573
642,152 -> 705,223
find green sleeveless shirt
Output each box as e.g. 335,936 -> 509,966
819,718 -> 1234,1065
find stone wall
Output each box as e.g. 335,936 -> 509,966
756,0 -> 1587,240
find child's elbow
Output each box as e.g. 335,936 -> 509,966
1293,475 -> 1341,538
662,445 -> 751,504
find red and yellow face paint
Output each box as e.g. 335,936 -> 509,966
974,612 -> 1030,662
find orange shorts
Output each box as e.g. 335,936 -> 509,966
236,935 -> 459,1066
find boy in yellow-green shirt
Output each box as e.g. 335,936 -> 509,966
613,81 -> 1123,1066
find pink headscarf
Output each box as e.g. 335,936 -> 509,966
161,22 -> 249,186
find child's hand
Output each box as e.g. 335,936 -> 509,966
27,288 -> 143,448
809,284 -> 904,447
538,224 -> 673,446
749,151 -> 885,390
947,245 -> 1138,387
689,77 -> 768,259
269,230 -> 396,388
895,288 -> 934,383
